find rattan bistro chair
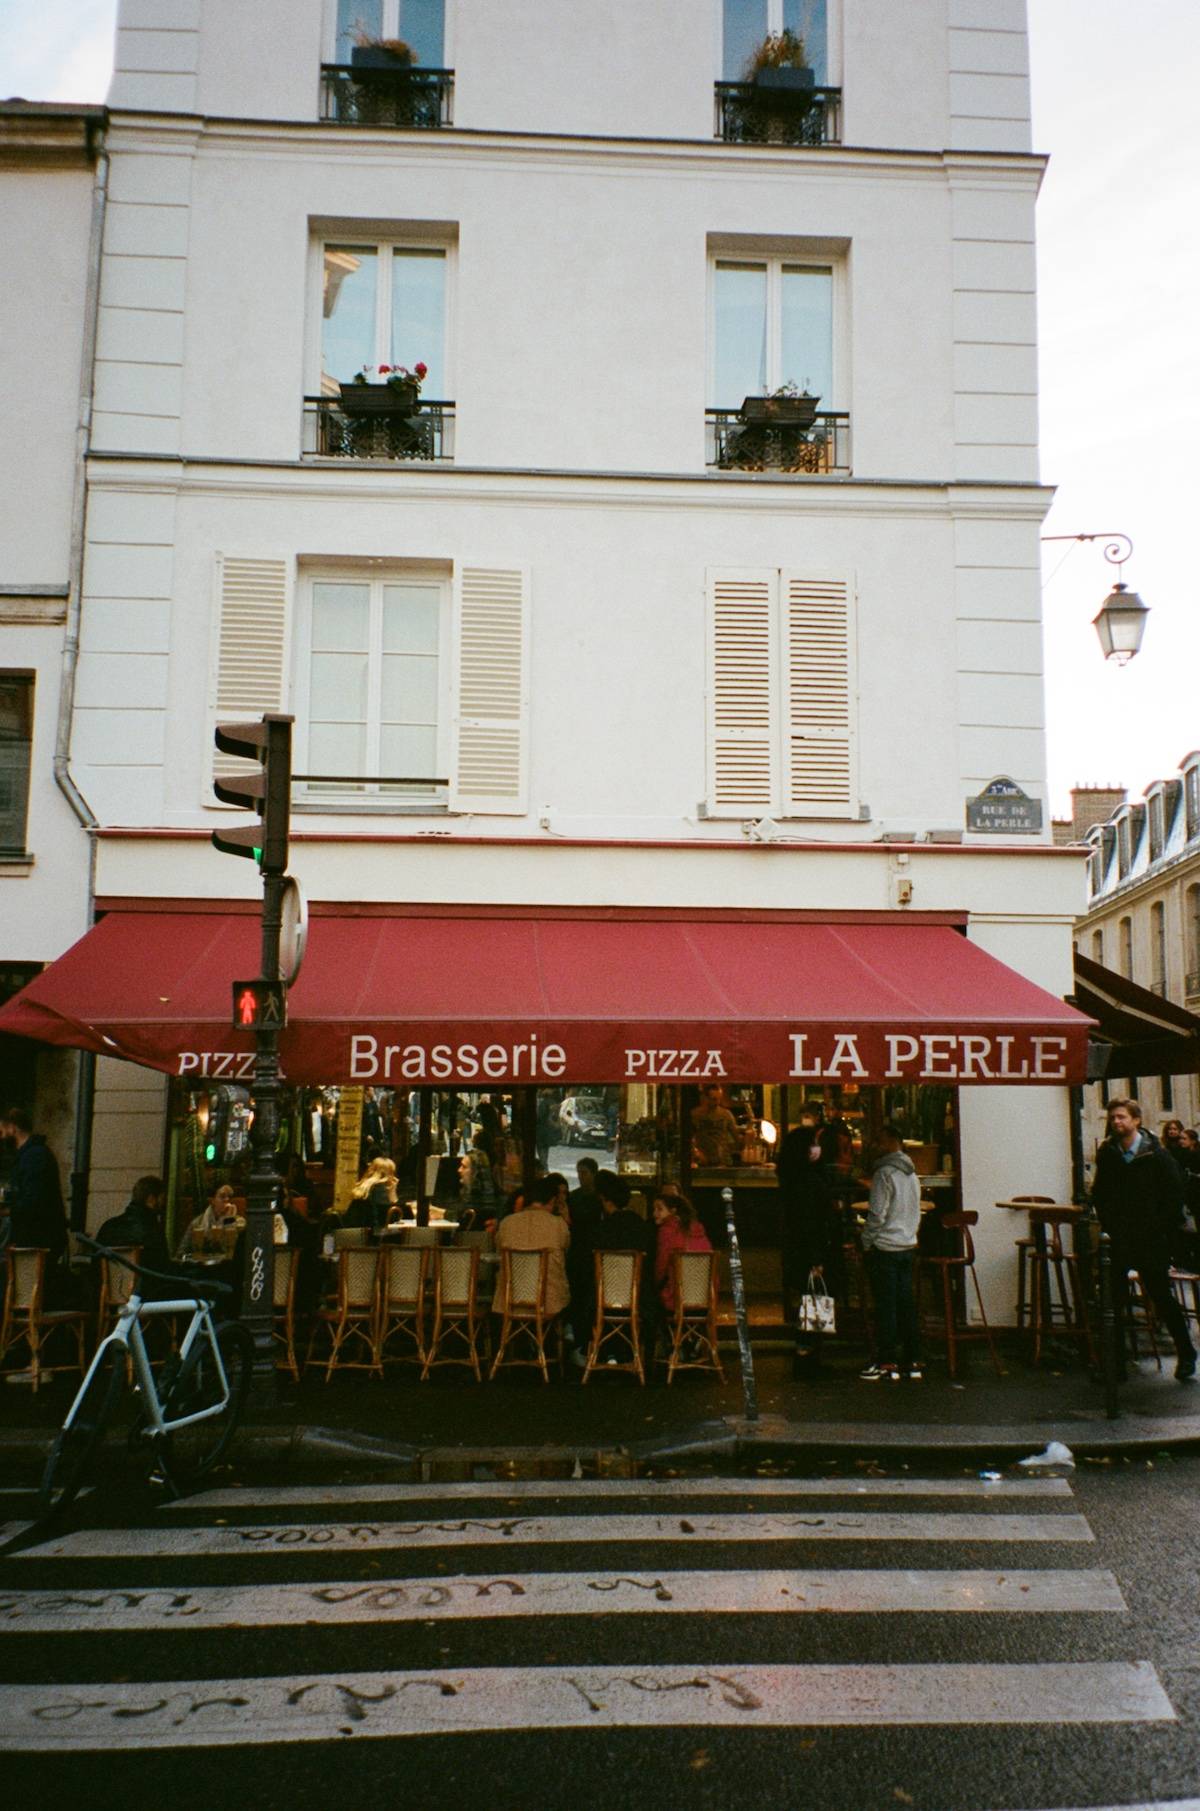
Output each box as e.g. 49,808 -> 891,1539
306,1245 -> 381,1381
581,1250 -> 645,1385
421,1246 -> 484,1380
0,1247 -> 88,1391
666,1250 -> 724,1383
489,1248 -> 560,1383
273,1245 -> 300,1381
97,1246 -> 142,1340
377,1243 -> 429,1370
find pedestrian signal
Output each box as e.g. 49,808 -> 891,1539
231,980 -> 287,1031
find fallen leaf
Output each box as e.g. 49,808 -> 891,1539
690,1750 -> 712,1771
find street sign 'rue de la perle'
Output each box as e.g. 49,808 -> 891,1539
966,776 -> 1044,834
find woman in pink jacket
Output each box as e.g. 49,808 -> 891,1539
652,1191 -> 712,1314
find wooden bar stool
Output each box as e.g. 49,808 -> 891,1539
1027,1209 -> 1095,1365
1007,1196 -> 1056,1333
919,1212 -> 1004,1380
1170,1267 -> 1200,1339
1125,1269 -> 1165,1371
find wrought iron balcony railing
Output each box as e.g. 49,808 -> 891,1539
715,81 -> 841,147
1186,969 -> 1200,1000
302,397 -> 454,462
320,64 -> 454,129
707,407 -> 850,475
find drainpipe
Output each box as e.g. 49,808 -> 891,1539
54,121 -> 108,1230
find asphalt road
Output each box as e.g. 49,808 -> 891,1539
2,1455 -> 1199,1811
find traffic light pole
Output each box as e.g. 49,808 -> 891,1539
212,711 -> 294,1409
241,864 -> 285,1400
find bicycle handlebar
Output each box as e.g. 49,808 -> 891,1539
75,1229 -> 234,1298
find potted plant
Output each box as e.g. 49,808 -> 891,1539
350,35 -> 417,70
739,382 -> 820,427
745,28 -> 814,93
338,361 -> 428,416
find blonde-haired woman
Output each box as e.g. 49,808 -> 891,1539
346,1155 -> 398,1236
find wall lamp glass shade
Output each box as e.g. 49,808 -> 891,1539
1093,582 -> 1149,665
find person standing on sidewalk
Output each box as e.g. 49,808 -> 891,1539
1092,1098 -> 1196,1381
859,1122 -> 922,1383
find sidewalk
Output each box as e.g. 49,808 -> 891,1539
4,1340 -> 1200,1478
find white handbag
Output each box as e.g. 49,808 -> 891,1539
797,1269 -> 836,1335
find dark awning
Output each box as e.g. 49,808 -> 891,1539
1073,952 -> 1200,1077
0,907 -> 1093,1087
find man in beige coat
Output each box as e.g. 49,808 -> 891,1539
492,1175 -> 570,1316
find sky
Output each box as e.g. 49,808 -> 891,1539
0,0 -> 1195,820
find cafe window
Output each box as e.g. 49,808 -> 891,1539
0,673 -> 33,857
711,258 -> 837,410
320,241 -> 448,399
334,0 -> 446,66
721,0 -> 829,83
295,572 -> 449,801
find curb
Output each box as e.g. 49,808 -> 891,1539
4,1413 -> 1200,1475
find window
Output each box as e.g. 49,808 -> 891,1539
1186,764 -> 1200,842
706,567 -> 856,819
1091,929 -> 1104,966
722,0 -> 828,83
1187,886 -> 1200,989
297,574 -> 448,801
1161,1074 -> 1174,1111
321,242 -> 447,398
335,0 -> 445,66
1148,791 -> 1164,861
1119,915 -> 1133,980
0,674 -> 33,857
1116,814 -> 1131,879
712,259 -> 835,409
1088,846 -> 1103,896
1151,902 -> 1167,994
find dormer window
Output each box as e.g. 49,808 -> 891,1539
1116,814 -> 1131,879
1148,791 -> 1164,861
1187,763 -> 1200,842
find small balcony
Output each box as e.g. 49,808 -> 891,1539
320,63 -> 454,129
715,81 -> 841,147
1186,969 -> 1200,1001
302,396 -> 455,462
707,407 -> 850,476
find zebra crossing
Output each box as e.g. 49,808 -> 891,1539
0,1468 -> 1181,1788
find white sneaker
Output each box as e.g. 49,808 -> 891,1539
859,1363 -> 899,1382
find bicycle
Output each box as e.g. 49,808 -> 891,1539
38,1234 -> 254,1516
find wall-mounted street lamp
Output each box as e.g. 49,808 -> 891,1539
1041,531 -> 1148,665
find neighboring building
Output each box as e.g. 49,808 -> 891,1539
1077,753 -> 1200,1154
0,101 -> 105,1206
1,0 -> 1093,1325
1052,784 -> 1126,848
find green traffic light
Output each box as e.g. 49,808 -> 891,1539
205,1142 -> 217,1161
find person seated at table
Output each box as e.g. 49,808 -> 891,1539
492,1174 -> 570,1322
184,1182 -> 244,1251
652,1190 -> 712,1314
344,1155 -> 398,1236
545,1172 -> 571,1222
690,1085 -> 740,1169
96,1175 -> 173,1272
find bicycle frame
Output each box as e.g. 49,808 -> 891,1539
65,1292 -> 231,1439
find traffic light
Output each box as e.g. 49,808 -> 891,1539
231,980 -> 287,1030
212,713 -> 293,873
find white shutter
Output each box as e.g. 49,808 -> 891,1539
781,571 -> 857,818
208,556 -> 289,795
449,564 -> 529,814
706,568 -> 779,817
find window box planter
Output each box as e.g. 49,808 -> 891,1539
753,64 -> 815,93
338,380 -> 419,416
740,393 -> 820,428
350,45 -> 412,70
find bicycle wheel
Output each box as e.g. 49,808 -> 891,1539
159,1319 -> 254,1492
38,1342 -> 126,1518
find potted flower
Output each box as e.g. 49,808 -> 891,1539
739,382 -> 820,427
350,35 -> 417,70
745,28 -> 815,94
338,361 -> 428,416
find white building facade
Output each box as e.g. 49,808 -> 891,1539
6,0 -> 1092,1325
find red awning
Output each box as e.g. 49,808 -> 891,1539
0,908 -> 1092,1086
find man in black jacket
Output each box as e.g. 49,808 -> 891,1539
1092,1098 -> 1196,1380
96,1176 -> 173,1271
0,1105 -> 68,1260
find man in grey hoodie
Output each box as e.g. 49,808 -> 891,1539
859,1122 -> 922,1381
